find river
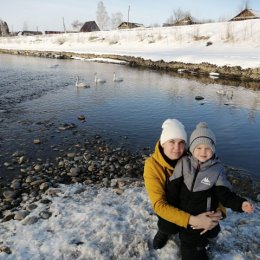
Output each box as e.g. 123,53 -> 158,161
0,54 -> 259,181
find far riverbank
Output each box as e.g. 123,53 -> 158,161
0,49 -> 260,90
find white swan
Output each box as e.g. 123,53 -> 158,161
76,76 -> 90,88
113,72 -> 124,82
94,73 -> 106,84
216,89 -> 226,95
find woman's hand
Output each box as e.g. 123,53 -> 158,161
189,211 -> 220,235
207,210 -> 223,221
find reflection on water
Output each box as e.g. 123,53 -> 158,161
0,54 -> 260,180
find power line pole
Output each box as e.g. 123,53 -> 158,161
127,5 -> 130,27
62,17 -> 66,33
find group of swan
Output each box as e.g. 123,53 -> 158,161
75,72 -> 123,88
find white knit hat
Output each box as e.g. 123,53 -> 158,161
189,122 -> 216,155
160,119 -> 187,145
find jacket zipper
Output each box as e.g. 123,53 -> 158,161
191,163 -> 200,191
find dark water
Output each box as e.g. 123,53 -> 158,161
0,54 -> 260,181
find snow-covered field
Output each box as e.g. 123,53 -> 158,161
0,19 -> 260,69
0,182 -> 259,260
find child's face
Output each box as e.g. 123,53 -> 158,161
193,144 -> 213,162
162,139 -> 186,160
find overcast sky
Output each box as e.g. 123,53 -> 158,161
1,0 -> 260,31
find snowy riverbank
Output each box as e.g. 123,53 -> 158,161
0,19 -> 259,70
0,180 -> 259,260
0,135 -> 259,260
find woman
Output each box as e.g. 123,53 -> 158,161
143,119 -> 224,250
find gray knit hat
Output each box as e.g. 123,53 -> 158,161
189,122 -> 216,155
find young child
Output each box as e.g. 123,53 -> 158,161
167,122 -> 254,260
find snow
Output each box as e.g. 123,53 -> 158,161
0,182 -> 259,260
0,19 -> 260,69
0,19 -> 259,260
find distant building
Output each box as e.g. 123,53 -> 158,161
173,16 -> 197,26
230,8 -> 260,21
45,31 -> 64,35
80,21 -> 100,32
117,22 -> 144,29
0,19 -> 9,36
19,31 -> 43,36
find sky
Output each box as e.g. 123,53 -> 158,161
1,0 -> 260,32
0,182 -> 259,260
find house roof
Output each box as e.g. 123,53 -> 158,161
230,9 -> 260,21
80,21 -> 100,32
118,22 -> 144,29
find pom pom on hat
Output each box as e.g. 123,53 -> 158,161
160,119 -> 187,145
189,122 -> 216,155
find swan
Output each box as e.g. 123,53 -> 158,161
113,72 -> 124,82
94,73 -> 106,84
216,89 -> 226,95
76,76 -> 90,88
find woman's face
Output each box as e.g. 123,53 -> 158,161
162,139 -> 186,160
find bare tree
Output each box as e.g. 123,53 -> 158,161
96,1 -> 110,30
71,20 -> 83,31
110,12 -> 123,29
165,8 -> 191,25
173,8 -> 191,22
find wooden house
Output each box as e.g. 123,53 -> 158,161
19,31 -> 43,36
230,8 -> 260,21
174,16 -> 196,26
118,22 -> 144,29
45,31 -> 63,35
80,21 -> 100,32
0,19 -> 9,36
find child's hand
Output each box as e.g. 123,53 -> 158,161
242,201 -> 254,213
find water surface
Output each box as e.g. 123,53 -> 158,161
0,54 -> 259,181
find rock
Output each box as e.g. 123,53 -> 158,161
18,156 -> 26,164
33,139 -> 41,144
1,213 -> 15,222
10,179 -> 21,190
22,216 -> 39,225
26,204 -> 38,210
34,164 -> 43,172
39,182 -> 50,191
3,190 -> 18,200
195,96 -> 204,100
30,179 -> 45,186
78,115 -> 85,121
39,210 -> 52,219
68,167 -> 80,177
0,245 -> 12,254
40,198 -> 52,204
14,210 -> 30,220
46,188 -> 63,197
67,152 -> 75,159
115,188 -> 124,195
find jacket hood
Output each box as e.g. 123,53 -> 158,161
189,154 -> 221,170
151,141 -> 174,170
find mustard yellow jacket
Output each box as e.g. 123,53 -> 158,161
143,141 -> 190,228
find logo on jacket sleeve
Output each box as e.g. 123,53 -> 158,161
201,177 -> 211,186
